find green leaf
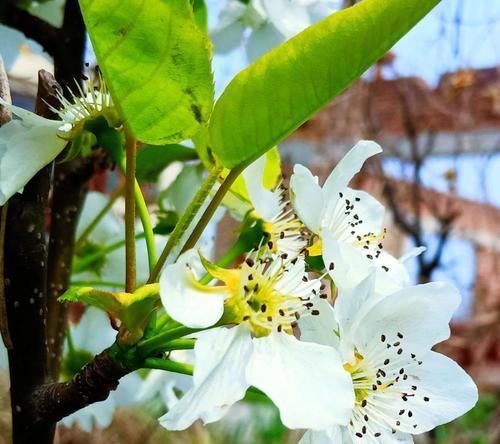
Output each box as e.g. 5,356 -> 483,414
209,0 -> 440,168
80,0 -> 214,145
60,284 -> 160,344
136,144 -> 198,182
191,0 -> 207,32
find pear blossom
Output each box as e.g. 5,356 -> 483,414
242,154 -> 307,256
290,141 -> 417,292
211,0 -> 338,61
299,275 -> 478,443
0,78 -> 117,205
158,249 -> 354,431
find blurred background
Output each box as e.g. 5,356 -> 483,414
1,0 -> 500,443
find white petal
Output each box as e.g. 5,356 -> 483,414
354,282 -> 461,358
298,298 -> 339,348
246,332 -> 354,430
323,140 -> 382,197
0,118 -> 67,205
246,22 -> 286,61
275,256 -> 320,299
394,351 -> 477,434
159,325 -> 252,430
70,307 -> 117,355
299,427 -> 345,444
0,98 -> 61,127
373,250 -> 412,295
61,396 -> 116,432
323,188 -> 385,240
159,250 -> 227,328
305,2 -> 338,23
322,230 -> 375,291
77,192 -> 123,245
243,154 -> 281,221
399,246 -> 426,265
290,164 -> 325,233
210,0 -> 246,54
262,0 -> 311,38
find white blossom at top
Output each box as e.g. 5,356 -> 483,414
299,275 -> 478,443
210,0 -> 338,61
0,78 -> 117,205
290,141 -> 419,293
158,249 -> 354,431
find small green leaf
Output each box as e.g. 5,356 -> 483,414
136,144 -> 198,182
209,0 -> 440,168
59,284 -> 160,344
80,0 -> 214,144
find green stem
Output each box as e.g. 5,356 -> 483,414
144,358 -> 193,376
69,280 -> 125,289
180,164 -> 246,255
147,165 -> 223,284
74,185 -> 124,252
155,312 -> 174,331
137,326 -> 199,357
134,179 -> 156,273
72,232 -> 145,274
124,126 -> 137,292
119,155 -> 157,276
161,338 -> 195,351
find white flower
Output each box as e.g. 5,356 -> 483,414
60,307 -> 143,432
159,249 -> 354,431
211,0 -> 338,61
290,140 -> 416,293
0,78 -> 116,205
243,154 -> 306,257
299,276 -> 478,443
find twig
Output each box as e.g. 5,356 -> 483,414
124,127 -> 137,292
31,346 -> 131,425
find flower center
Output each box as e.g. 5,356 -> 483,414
342,332 -> 430,439
226,255 -> 319,337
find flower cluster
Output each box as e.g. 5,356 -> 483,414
157,140 -> 478,443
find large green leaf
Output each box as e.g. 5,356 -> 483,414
80,0 -> 214,145
209,0 -> 440,168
